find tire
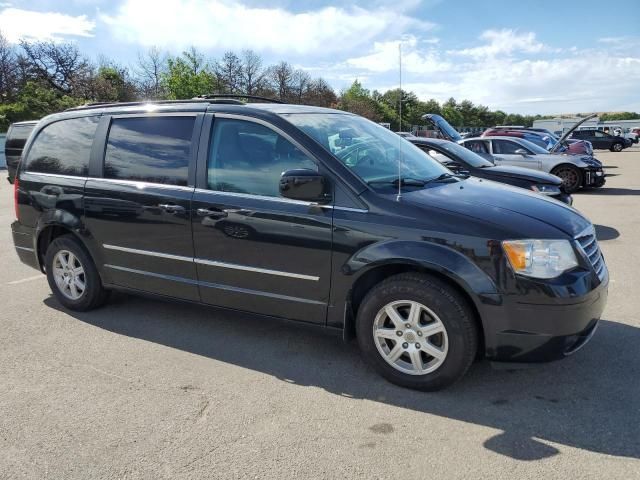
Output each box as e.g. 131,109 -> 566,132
45,234 -> 109,311
356,273 -> 479,391
610,143 -> 623,152
551,165 -> 582,193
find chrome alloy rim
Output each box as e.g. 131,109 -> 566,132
53,250 -> 86,300
373,300 -> 449,375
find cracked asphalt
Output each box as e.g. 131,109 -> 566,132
1,147 -> 639,479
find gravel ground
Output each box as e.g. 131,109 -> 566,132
1,147 -> 639,479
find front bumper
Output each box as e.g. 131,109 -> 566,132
583,168 -> 605,188
479,269 -> 608,362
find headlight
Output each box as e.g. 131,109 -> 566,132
502,239 -> 578,279
531,184 -> 561,196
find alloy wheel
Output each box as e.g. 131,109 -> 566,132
52,250 -> 86,300
372,300 -> 449,375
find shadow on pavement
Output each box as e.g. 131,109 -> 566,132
594,224 -> 620,241
46,295 -> 640,462
582,187 -> 640,196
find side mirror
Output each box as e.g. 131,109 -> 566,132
514,148 -> 529,155
279,169 -> 330,203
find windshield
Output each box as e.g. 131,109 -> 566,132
283,113 -> 450,185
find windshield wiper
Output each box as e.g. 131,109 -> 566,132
368,177 -> 427,187
424,172 -> 458,184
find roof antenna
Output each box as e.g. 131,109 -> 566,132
397,42 -> 403,202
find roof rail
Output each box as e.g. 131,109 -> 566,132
192,94 -> 284,104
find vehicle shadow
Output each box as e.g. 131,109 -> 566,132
582,187 -> 640,196
594,224 -> 620,241
45,295 -> 640,462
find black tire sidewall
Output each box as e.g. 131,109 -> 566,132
45,235 -> 107,311
356,274 -> 478,391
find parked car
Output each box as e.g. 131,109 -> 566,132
407,137 -> 573,205
395,131 -> 417,139
12,99 -> 608,391
459,136 -> 605,193
572,129 -> 633,152
482,114 -> 598,156
5,120 -> 38,183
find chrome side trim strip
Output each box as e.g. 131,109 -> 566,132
15,246 -> 35,252
103,244 -> 193,263
104,264 -> 198,285
194,258 -> 319,281
330,206 -> 369,213
88,177 -> 194,192
103,244 -> 319,281
193,188 -> 313,206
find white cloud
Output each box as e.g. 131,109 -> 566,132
101,0 -> 434,56
453,29 -> 544,57
0,8 -> 95,42
344,36 -> 451,74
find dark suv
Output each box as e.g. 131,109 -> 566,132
5,120 -> 38,183
11,99 -> 608,390
572,129 -> 632,152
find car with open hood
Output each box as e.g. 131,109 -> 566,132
407,137 -> 572,204
11,98 -> 608,391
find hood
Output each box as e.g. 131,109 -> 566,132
551,113 -> 598,152
483,165 -> 563,185
421,114 -> 463,142
400,177 -> 589,237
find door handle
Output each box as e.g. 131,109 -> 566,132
158,203 -> 186,214
197,208 -> 228,219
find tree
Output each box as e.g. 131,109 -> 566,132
161,48 -> 214,99
267,61 -> 294,101
215,51 -> 243,93
240,50 -> 266,96
90,62 -> 137,102
600,112 -> 640,121
136,47 -> 167,99
0,32 -> 18,102
338,80 -> 380,121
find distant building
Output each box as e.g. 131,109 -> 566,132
533,117 -> 640,135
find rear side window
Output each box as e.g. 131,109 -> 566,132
24,117 -> 98,176
104,116 -> 195,186
6,124 -> 35,149
493,140 -> 529,155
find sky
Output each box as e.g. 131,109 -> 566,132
1,0 -> 639,114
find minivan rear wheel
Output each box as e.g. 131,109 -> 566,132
45,235 -> 109,311
356,273 -> 478,391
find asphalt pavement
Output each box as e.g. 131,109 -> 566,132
1,147 -> 639,479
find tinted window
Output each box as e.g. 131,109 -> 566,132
105,116 -> 194,186
208,118 -> 317,197
25,117 -> 98,176
465,140 -> 489,154
7,124 -> 36,148
493,140 -> 530,155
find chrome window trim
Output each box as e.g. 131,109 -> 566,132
21,172 -> 88,180
103,244 -> 319,281
88,177 -> 194,192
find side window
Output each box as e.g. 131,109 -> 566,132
493,140 -> 527,154
466,140 -> 488,154
208,118 -> 317,197
104,116 -> 195,186
25,117 -> 98,176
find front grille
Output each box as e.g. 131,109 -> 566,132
575,227 -> 606,281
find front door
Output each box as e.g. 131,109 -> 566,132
84,114 -> 201,301
491,139 -> 541,170
191,115 -> 333,324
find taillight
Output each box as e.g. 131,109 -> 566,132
14,177 -> 19,220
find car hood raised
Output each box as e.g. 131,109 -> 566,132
482,165 -> 562,185
400,177 -> 589,237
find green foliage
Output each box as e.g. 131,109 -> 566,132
0,81 -> 82,130
161,50 -> 215,99
600,112 -> 640,121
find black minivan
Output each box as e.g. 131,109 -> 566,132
11,99 -> 608,390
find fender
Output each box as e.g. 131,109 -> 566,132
34,208 -> 100,271
335,239 -> 502,340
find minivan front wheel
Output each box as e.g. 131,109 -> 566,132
611,142 -> 623,152
356,273 -> 478,391
45,235 -> 109,311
